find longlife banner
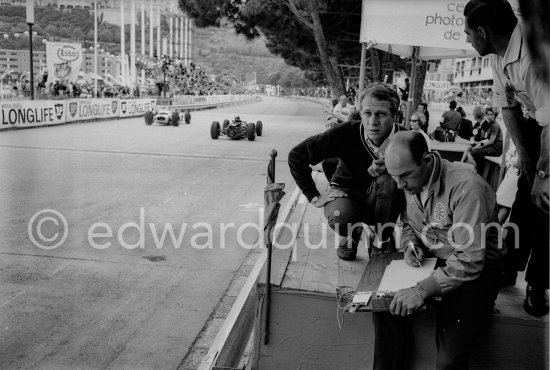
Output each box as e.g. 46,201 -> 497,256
1,100 -> 67,129
46,41 -> 83,85
119,99 -> 157,118
65,99 -> 118,122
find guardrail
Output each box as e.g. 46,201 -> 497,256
172,94 -> 257,106
1,94 -> 261,130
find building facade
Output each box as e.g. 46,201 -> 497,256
0,49 -> 46,80
423,59 -> 455,102
452,56 -> 494,92
0,48 -> 119,82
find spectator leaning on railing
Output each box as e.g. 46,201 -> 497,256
464,0 -> 549,316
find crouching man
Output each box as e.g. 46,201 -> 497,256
288,83 -> 406,260
374,131 -> 503,369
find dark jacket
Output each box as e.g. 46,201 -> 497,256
458,117 -> 473,140
288,119 -> 402,201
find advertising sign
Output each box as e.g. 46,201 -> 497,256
118,99 -> 157,118
1,100 -> 66,129
360,0 -> 478,60
66,99 -> 119,122
424,80 -> 451,91
46,41 -> 84,84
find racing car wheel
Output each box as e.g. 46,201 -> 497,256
247,122 -> 256,141
256,121 -> 263,136
171,111 -> 179,126
211,121 -> 221,139
144,111 -> 154,125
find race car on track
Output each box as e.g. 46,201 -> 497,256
210,116 -> 263,141
144,109 -> 191,126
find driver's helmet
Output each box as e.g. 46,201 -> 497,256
234,116 -> 241,121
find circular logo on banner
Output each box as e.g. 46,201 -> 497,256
433,203 -> 447,222
57,46 -> 79,62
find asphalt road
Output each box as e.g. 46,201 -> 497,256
0,96 -> 324,369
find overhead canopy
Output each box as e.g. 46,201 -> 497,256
360,0 -> 479,60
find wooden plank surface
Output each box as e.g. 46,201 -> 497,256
430,137 -> 470,153
280,171 -> 368,294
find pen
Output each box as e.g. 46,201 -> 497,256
409,241 -> 421,267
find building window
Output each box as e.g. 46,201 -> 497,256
483,58 -> 489,67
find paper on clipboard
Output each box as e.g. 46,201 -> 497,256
377,258 -> 437,292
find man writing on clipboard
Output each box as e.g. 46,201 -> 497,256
374,131 -> 503,370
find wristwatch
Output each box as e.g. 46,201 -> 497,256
536,170 -> 549,179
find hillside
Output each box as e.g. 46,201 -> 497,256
0,4 -> 310,87
191,25 -> 308,86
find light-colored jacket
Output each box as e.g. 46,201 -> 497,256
401,152 -> 503,297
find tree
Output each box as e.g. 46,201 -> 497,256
180,0 -> 347,95
72,26 -> 85,41
85,30 -> 94,42
179,0 -> 408,96
45,24 -> 58,36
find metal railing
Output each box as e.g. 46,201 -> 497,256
172,94 -> 257,106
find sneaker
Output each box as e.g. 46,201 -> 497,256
524,285 -> 549,317
337,241 -> 358,261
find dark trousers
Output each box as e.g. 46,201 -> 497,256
373,266 -> 503,370
503,118 -> 549,289
470,144 -> 502,174
323,173 -> 405,247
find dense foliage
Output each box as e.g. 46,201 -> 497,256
0,5 -> 139,54
179,0 -> 407,94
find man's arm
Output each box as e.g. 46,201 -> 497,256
288,129 -> 340,202
400,206 -> 422,249
537,125 -> 549,173
501,105 -> 532,173
533,125 -> 549,213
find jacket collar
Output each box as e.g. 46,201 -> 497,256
426,152 -> 445,198
360,122 -> 400,159
502,23 -> 523,67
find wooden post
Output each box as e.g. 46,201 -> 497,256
405,46 -> 419,130
358,43 -> 367,96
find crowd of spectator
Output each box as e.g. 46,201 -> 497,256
2,56 -> 247,101
138,55 -> 247,97
3,78 -> 146,100
435,89 -> 493,106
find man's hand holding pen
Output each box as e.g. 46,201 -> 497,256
405,240 -> 423,267
389,241 -> 427,316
